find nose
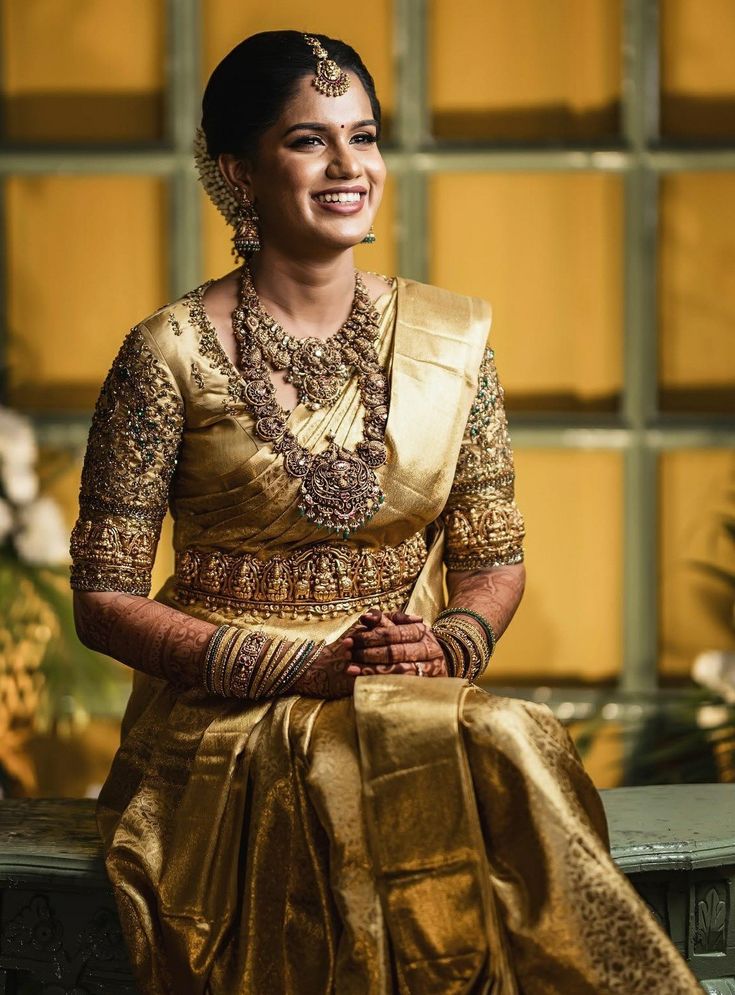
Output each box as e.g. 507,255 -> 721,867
326,142 -> 362,180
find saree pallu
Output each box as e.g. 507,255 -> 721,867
97,677 -> 701,994
75,278 -> 701,993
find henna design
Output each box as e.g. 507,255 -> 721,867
445,563 -> 526,642
74,590 -> 217,688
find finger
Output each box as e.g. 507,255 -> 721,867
353,623 -> 427,648
353,643 -> 429,665
390,611 -> 424,624
347,662 -> 417,677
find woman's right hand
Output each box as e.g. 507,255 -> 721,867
291,609 -> 449,699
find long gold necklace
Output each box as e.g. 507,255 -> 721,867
232,265 -> 389,537
236,264 -> 381,411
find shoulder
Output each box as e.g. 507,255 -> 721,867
132,287 -> 202,351
395,276 -> 492,342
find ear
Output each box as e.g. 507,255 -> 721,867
218,153 -> 255,201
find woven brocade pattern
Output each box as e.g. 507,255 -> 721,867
442,346 -> 525,570
70,326 -> 184,596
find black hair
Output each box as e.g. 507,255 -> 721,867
202,30 -> 381,159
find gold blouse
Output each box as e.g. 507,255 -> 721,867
70,276 -> 525,640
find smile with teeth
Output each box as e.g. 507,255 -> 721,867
315,191 -> 363,203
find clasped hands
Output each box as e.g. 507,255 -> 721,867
292,608 -> 447,699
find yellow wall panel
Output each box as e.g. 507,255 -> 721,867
6,176 -> 167,410
431,173 -> 623,409
661,0 -> 735,138
659,451 -> 735,680
203,1 -> 394,123
659,174 -> 735,413
1,0 -> 165,142
490,450 -> 623,683
203,176 -> 397,285
430,0 -> 621,140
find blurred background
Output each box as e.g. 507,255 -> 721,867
0,0 -> 733,795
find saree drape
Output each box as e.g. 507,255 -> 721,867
73,277 -> 701,993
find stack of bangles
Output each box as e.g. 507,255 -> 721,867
203,625 -> 326,699
433,608 -> 497,682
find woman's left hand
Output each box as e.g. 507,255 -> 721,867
344,610 -> 448,678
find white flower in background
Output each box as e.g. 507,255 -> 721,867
14,497 -> 70,566
1,464 -> 38,505
0,406 -> 37,469
0,497 -> 12,544
0,405 -> 39,506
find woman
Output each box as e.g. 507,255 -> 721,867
71,31 -> 701,995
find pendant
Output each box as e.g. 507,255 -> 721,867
297,443 -> 385,537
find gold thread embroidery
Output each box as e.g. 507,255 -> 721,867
443,347 -> 525,570
174,531 -> 427,620
70,325 -> 184,595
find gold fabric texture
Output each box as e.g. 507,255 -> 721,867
76,278 -> 699,993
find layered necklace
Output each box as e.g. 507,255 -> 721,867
231,264 -> 389,537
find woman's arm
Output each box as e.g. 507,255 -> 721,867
73,590 -> 216,689
445,563 -> 526,641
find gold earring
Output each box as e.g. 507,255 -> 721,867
361,225 -> 376,245
233,190 -> 261,258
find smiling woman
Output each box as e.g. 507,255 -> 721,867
68,29 -> 701,995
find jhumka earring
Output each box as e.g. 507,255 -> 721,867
361,225 -> 376,245
233,190 -> 261,259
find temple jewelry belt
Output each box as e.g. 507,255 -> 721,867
173,531 -> 428,620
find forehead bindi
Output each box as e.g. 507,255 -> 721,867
278,72 -> 374,132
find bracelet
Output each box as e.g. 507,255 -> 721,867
442,617 -> 490,681
435,607 -> 497,656
203,627 -> 326,700
434,621 -> 481,680
433,628 -> 465,677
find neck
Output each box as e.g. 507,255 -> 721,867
248,245 -> 356,333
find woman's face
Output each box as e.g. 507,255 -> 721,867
231,72 -> 386,257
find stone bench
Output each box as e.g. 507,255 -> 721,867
0,786 -> 733,993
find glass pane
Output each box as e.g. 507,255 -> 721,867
203,2 -> 395,133
430,0 -> 622,141
430,172 -> 623,411
659,450 -> 735,680
489,450 -> 623,684
0,0 -> 165,143
659,174 -> 735,413
6,176 -> 167,410
661,0 -> 735,140
203,175 -> 397,284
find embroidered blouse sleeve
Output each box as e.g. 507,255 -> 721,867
70,323 -> 184,596
440,345 -> 525,571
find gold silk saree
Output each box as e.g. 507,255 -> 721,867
70,277 -> 700,994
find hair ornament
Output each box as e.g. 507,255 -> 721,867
193,126 -> 240,226
303,34 -> 350,97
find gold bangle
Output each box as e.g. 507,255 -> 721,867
434,625 -> 468,678
227,630 -> 269,699
250,636 -> 289,699
445,617 -> 490,681
203,625 -> 229,693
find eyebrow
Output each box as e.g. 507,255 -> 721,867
282,118 -> 379,137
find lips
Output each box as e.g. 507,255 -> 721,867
312,187 -> 367,215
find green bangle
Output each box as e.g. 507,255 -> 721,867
435,608 -> 497,656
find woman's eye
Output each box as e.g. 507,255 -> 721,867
291,135 -> 324,148
352,133 -> 378,145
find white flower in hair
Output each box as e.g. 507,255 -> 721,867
193,127 -> 240,226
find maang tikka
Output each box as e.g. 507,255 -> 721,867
233,190 -> 261,259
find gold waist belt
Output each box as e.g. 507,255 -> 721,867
173,531 -> 428,620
